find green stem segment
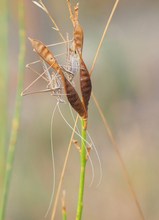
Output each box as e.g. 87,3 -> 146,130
0,1 -> 25,220
62,191 -> 67,220
0,0 -> 8,199
62,207 -> 67,220
76,119 -> 87,220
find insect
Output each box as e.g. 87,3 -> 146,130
27,38 -> 87,119
62,34 -> 80,82
22,0 -> 92,128
61,1 -> 85,86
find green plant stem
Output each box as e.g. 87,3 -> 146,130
0,0 -> 9,199
0,1 -> 25,219
61,191 -> 67,220
62,207 -> 67,220
76,119 -> 87,220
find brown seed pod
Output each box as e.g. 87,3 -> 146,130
79,56 -> 92,112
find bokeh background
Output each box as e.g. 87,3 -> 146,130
1,0 -> 159,219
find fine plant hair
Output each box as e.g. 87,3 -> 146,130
0,0 -> 8,193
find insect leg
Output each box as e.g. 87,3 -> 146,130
21,88 -> 56,96
21,64 -> 53,96
46,39 -> 73,48
26,61 -> 48,82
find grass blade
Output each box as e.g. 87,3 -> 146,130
0,1 -> 26,219
0,0 -> 9,201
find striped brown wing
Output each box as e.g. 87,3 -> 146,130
74,24 -> 84,54
80,57 -> 92,112
28,38 -> 60,72
63,76 -> 86,118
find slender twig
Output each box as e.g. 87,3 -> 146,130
0,0 -> 8,200
76,119 -> 87,220
0,1 -> 26,219
35,0 -> 66,42
90,0 -> 119,76
92,92 -> 145,220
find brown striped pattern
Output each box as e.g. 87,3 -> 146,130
63,76 -> 86,118
74,24 -> 84,54
29,37 -> 87,118
80,58 -> 92,111
29,38 -> 60,72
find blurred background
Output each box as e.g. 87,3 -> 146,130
1,0 -> 159,219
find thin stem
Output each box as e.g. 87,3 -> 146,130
92,92 -> 145,220
90,0 -> 119,76
62,208 -> 67,220
62,191 -> 67,220
39,0 -> 66,42
0,0 -> 9,200
0,1 -> 26,219
76,119 -> 87,220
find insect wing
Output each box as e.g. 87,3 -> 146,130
80,57 -> 92,112
28,38 -> 60,72
63,76 -> 86,118
74,24 -> 84,54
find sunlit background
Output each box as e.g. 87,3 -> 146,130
3,0 -> 159,219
